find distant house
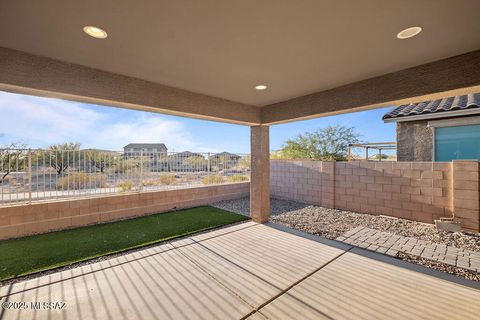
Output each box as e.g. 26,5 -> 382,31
123,143 -> 168,157
123,143 -> 168,171
168,151 -> 205,171
211,152 -> 241,168
175,151 -> 204,158
212,152 -> 241,160
383,93 -> 480,161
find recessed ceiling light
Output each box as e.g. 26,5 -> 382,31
255,85 -> 267,90
83,26 -> 108,39
396,26 -> 422,39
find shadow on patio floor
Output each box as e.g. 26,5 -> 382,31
1,221 -> 479,320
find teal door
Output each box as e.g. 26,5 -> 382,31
435,124 -> 480,161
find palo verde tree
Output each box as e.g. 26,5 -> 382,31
279,125 -> 361,161
85,150 -> 118,173
42,143 -> 82,175
112,155 -> 151,174
0,143 -> 28,183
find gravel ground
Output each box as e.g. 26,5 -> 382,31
212,197 -> 308,217
213,197 -> 480,280
397,252 -> 480,281
213,197 -> 480,252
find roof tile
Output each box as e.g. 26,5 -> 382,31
383,93 -> 480,120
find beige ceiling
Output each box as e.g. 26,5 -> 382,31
1,0 -> 480,107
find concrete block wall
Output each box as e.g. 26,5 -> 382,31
0,182 -> 250,240
452,161 -> 480,231
271,160 -> 479,232
270,161 -> 334,208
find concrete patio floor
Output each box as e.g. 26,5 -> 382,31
1,221 -> 479,320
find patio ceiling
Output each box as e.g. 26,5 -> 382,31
1,0 -> 480,124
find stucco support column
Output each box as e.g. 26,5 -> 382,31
250,125 -> 270,223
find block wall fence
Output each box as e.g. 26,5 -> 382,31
1,161 -> 479,240
0,182 -> 249,240
271,160 -> 479,232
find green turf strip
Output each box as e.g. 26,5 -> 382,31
0,206 -> 248,281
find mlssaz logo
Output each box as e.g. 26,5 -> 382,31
30,301 -> 66,310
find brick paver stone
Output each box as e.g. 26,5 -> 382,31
337,227 -> 479,272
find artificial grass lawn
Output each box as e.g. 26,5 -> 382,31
0,206 -> 248,281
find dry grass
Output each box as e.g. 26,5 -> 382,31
142,179 -> 159,187
58,173 -> 106,190
117,180 -> 134,192
159,174 -> 177,185
202,175 -> 224,185
227,175 -> 249,183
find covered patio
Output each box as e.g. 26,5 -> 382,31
1,1 -> 480,318
1,1 -> 480,226
1,222 -> 479,319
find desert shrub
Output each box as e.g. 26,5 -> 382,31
142,180 -> 158,187
90,174 -> 106,189
181,173 -> 196,183
1,176 -> 13,184
227,175 -> 249,183
159,174 -> 177,185
182,155 -> 207,168
117,180 -> 134,192
57,173 -> 106,190
202,175 -> 224,185
112,159 -> 141,174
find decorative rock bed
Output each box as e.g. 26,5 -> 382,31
213,197 -> 480,281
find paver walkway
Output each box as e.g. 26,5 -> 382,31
1,222 -> 480,319
337,226 -> 480,272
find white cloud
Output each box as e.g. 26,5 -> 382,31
91,116 -> 211,152
0,91 -> 218,152
0,91 -> 104,145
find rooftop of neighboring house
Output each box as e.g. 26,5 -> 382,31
383,93 -> 480,122
212,152 -> 241,158
169,151 -> 204,157
123,143 -> 167,150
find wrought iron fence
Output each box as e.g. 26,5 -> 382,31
0,148 -> 250,205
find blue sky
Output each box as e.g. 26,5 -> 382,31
0,91 -> 396,154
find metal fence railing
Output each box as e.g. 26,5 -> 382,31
0,148 -> 250,205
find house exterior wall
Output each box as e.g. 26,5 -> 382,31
271,160 -> 479,232
0,182 -> 249,240
396,120 -> 433,161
